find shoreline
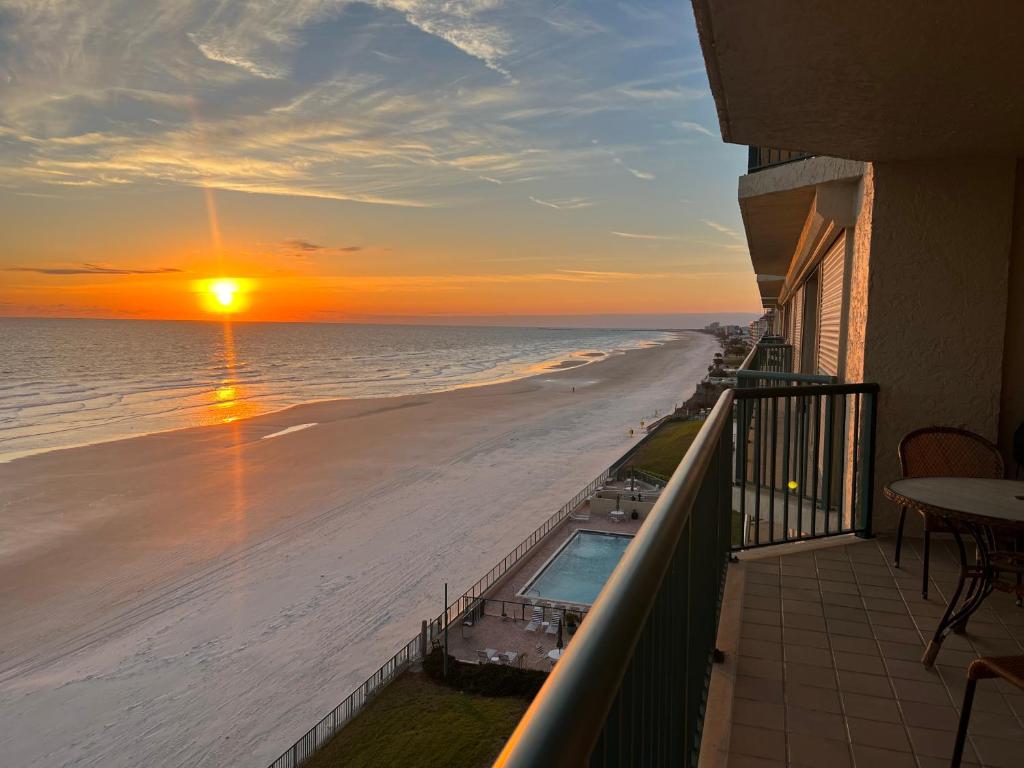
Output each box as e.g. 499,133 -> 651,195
0,332 -> 680,466
0,330 -> 717,768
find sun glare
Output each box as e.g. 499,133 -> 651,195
212,279 -> 238,308
195,277 -> 254,314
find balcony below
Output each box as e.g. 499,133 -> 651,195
720,535 -> 1024,768
747,146 -> 812,173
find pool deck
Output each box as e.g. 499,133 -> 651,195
446,502 -> 643,671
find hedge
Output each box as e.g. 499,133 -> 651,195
423,648 -> 548,698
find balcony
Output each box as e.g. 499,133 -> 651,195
747,146 -> 812,173
495,340 -> 1024,767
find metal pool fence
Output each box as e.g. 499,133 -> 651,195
266,467 -> 613,768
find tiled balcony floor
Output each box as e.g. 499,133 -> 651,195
730,535 -> 1024,768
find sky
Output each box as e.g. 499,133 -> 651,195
0,0 -> 761,325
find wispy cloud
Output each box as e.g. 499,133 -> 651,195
625,167 -> 655,180
529,196 -> 593,210
6,264 -> 182,275
283,239 -> 325,252
702,219 -> 743,240
610,231 -> 677,241
674,120 -> 716,138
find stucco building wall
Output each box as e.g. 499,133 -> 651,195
857,157 -> 1016,531
844,166 -> 873,386
998,160 -> 1024,473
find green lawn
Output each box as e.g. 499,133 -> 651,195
627,419 -> 705,480
628,419 -> 743,547
303,672 -> 528,768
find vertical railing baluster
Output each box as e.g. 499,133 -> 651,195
769,395 -> 777,543
753,396 -> 762,545
811,393 -> 821,537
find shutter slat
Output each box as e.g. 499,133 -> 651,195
816,235 -> 845,377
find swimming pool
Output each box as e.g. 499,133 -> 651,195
520,530 -> 633,605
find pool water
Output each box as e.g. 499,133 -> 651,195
521,531 -> 633,605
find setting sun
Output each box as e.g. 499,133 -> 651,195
195,277 -> 254,315
212,279 -> 238,308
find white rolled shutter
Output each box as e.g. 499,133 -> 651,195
816,235 -> 845,377
790,285 -> 804,373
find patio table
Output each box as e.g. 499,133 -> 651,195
884,477 -> 1024,667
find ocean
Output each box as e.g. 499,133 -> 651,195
0,318 -> 674,462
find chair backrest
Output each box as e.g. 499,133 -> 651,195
899,427 -> 1004,480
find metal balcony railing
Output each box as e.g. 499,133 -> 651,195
734,381 -> 878,549
747,146 -> 812,173
496,343 -> 879,767
495,391 -> 735,767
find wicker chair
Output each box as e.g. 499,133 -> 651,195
952,656 -> 1024,767
893,427 -> 1004,598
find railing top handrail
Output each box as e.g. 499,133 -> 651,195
733,382 -> 880,399
738,343 -> 759,371
736,369 -> 833,384
494,389 -> 736,766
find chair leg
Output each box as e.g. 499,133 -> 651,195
894,505 -> 907,567
952,677 -> 977,768
922,525 -> 931,600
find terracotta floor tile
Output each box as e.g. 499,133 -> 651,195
847,716 -> 911,752
732,698 -> 786,732
890,677 -> 950,705
823,604 -> 869,622
788,732 -> 852,767
735,674 -> 785,705
883,657 -> 944,683
744,608 -> 782,626
782,587 -> 824,603
786,704 -> 846,741
822,592 -> 864,609
907,726 -> 977,762
851,744 -> 916,767
738,656 -> 784,681
783,628 -> 830,649
872,625 -> 923,645
784,598 -> 825,617
827,618 -> 874,639
785,661 -> 837,690
744,595 -> 782,613
834,650 -> 887,675
876,640 -> 925,662
740,638 -> 783,661
742,621 -> 782,643
783,612 -> 827,632
964,709 -> 1024,741
837,669 -> 894,698
730,724 -> 786,762
897,699 -> 960,730
819,580 -> 860,596
829,635 -> 880,656
842,692 -> 902,723
784,644 -> 833,668
786,681 -> 842,713
727,755 -> 784,768
971,734 -> 1024,767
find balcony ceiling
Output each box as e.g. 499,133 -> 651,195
693,1 -> 1024,160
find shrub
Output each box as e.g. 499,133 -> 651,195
423,648 -> 548,698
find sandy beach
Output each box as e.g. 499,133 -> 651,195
0,331 -> 717,768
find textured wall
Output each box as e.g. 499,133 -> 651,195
861,158 -> 1016,531
844,167 -> 874,385
998,161 -> 1024,473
